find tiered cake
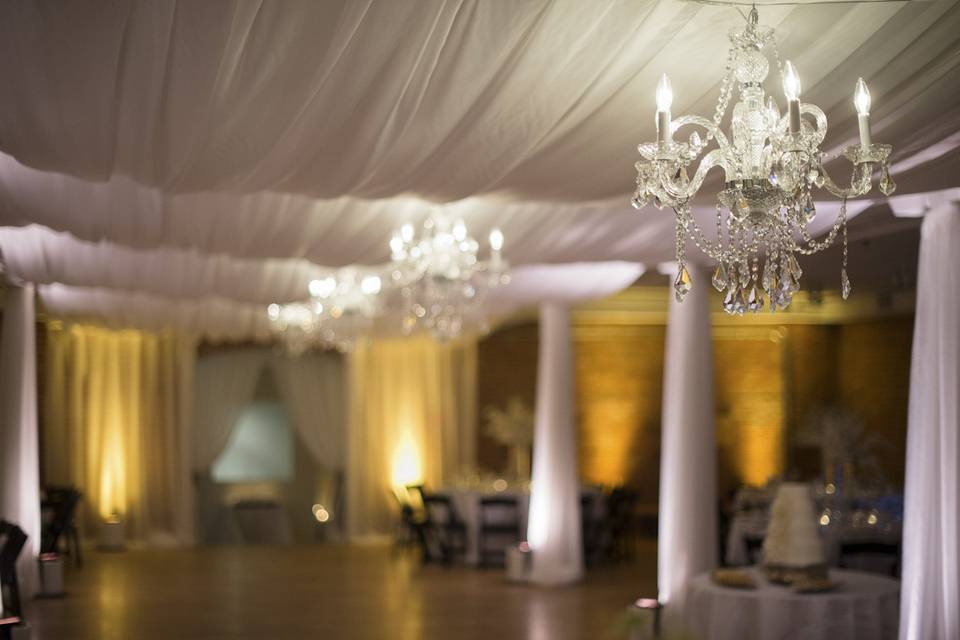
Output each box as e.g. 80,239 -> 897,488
761,482 -> 827,584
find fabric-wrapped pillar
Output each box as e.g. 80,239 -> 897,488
658,264 -> 717,609
899,204 -> 960,640
0,284 -> 41,597
527,303 -> 583,585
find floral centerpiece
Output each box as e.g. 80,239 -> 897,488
483,397 -> 534,480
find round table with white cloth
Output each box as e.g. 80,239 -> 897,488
684,567 -> 899,640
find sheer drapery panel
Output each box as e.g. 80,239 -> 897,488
346,337 -> 477,540
0,284 -> 41,596
43,323 -> 196,545
899,204 -> 960,640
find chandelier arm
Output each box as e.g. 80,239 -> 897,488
673,115 -> 733,152
817,161 -> 873,199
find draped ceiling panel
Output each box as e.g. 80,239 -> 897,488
0,0 -> 957,337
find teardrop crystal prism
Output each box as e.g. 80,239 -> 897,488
841,269 -> 852,300
674,266 -> 692,303
735,288 -> 747,315
712,263 -> 728,292
762,260 -> 776,292
654,196 -> 663,209
747,286 -> 764,313
879,170 -> 897,196
723,288 -> 737,315
689,131 -> 702,149
787,253 -> 803,280
631,190 -> 648,209
739,263 -> 751,288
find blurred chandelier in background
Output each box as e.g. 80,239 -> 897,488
633,7 -> 895,314
268,267 -> 382,354
389,210 -> 509,339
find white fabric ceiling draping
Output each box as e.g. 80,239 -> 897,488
0,0 -> 957,337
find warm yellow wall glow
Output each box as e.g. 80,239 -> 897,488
391,433 -> 423,498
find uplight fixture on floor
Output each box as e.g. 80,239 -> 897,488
632,6 -> 895,314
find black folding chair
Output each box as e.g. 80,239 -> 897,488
838,540 -> 900,577
423,494 -> 468,564
478,496 -> 521,568
0,520 -> 28,640
41,486 -> 83,567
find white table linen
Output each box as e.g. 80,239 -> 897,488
685,568 -> 899,640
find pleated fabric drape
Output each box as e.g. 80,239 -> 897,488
269,352 -> 347,472
527,303 -> 584,585
43,323 -> 196,545
899,205 -> 960,640
658,264 -> 718,611
0,284 -> 41,597
192,348 -> 271,471
345,337 -> 477,541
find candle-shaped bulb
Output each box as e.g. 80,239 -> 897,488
854,78 -> 871,116
656,74 -> 673,112
782,61 -> 801,101
489,227 -> 504,252
390,232 -> 404,256
361,275 -> 382,295
452,219 -> 467,242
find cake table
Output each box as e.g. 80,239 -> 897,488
684,567 -> 899,640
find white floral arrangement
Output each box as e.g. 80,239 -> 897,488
483,397 -> 534,448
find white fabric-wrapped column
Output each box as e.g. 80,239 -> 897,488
658,265 -> 717,609
0,284 -> 41,597
899,204 -> 960,640
527,303 -> 583,585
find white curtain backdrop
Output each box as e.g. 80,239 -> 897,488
192,348 -> 270,471
0,284 -> 40,597
527,303 -> 584,585
658,265 -> 717,610
899,204 -> 960,640
269,352 -> 347,471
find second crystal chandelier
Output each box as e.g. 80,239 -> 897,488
633,7 -> 895,314
389,210 -> 508,339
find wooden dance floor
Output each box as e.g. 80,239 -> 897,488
28,543 -> 657,639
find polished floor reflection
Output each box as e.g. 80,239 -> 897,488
28,543 -> 657,640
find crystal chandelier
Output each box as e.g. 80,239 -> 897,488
632,7 -> 895,314
267,267 -> 382,354
389,210 -> 509,339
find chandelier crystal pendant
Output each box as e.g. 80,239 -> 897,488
267,267 -> 383,354
389,210 -> 509,339
632,7 -> 895,314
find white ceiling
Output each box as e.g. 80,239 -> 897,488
0,0 -> 957,338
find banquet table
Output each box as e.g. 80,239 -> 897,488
442,487 -> 605,566
445,489 -> 530,566
685,567 -> 900,640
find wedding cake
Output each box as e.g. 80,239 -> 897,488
761,482 -> 827,583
